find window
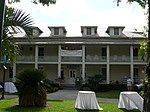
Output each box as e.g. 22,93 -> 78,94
87,27 -> 91,35
29,47 -> 32,51
102,47 -> 107,56
133,47 -> 138,56
61,68 -> 64,79
134,68 -> 139,77
54,27 -> 59,35
38,47 -> 44,57
102,47 -> 107,59
101,67 -> 106,80
114,28 -> 119,35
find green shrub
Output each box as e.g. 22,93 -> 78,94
43,79 -> 60,93
87,74 -> 104,91
81,84 -> 127,92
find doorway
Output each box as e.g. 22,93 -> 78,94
69,69 -> 76,84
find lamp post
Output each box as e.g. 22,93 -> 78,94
0,0 -> 5,54
1,55 -> 7,99
0,0 -> 6,100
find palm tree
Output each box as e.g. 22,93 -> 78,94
1,5 -> 34,99
15,69 -> 47,107
2,5 -> 34,65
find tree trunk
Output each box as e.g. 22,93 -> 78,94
143,1 -> 150,111
19,92 -> 47,107
143,64 -> 150,112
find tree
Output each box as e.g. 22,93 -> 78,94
6,0 -> 56,6
1,0 -> 56,54
116,0 -> 149,112
15,69 -> 47,107
2,6 -> 34,65
0,0 -> 56,100
1,5 -> 34,99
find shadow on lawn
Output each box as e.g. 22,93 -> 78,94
4,105 -> 46,112
76,109 -> 99,112
120,108 -> 140,112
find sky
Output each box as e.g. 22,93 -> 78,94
10,0 -> 147,36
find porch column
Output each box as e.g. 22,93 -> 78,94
12,63 -> 16,82
106,45 -> 110,84
82,45 -> 85,81
58,45 -> 61,78
130,45 -> 134,83
35,45 -> 38,69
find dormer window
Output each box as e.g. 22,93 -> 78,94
48,26 -> 67,36
114,28 -> 119,35
106,26 -> 125,36
30,27 -> 43,37
81,26 -> 98,36
87,27 -> 92,35
54,27 -> 59,35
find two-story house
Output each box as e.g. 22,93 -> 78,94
0,26 -> 146,85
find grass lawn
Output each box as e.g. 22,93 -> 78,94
96,90 -> 122,99
0,98 -> 140,112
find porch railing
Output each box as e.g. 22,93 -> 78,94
38,56 -> 58,62
110,56 -> 130,62
61,57 -> 82,62
17,56 -> 35,62
86,55 -> 106,62
16,55 -> 147,63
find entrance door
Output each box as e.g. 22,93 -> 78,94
69,69 -> 76,84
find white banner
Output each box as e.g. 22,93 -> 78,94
61,50 -> 82,56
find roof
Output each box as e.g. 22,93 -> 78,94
13,26 -> 144,38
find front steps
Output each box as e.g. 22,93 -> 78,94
61,84 -> 77,90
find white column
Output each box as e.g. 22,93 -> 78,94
12,63 -> 16,82
106,45 -> 110,84
130,45 -> 134,83
82,45 -> 85,81
58,45 -> 61,78
35,45 -> 38,69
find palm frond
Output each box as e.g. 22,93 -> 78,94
4,6 -> 34,36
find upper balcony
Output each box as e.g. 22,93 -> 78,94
14,55 -> 147,64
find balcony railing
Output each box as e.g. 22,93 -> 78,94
61,57 -> 82,62
86,55 -> 106,62
133,56 -> 147,62
110,56 -> 130,62
17,56 -> 58,62
17,56 -> 35,62
38,56 -> 58,62
16,55 -> 147,63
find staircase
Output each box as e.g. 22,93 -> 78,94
61,84 -> 77,90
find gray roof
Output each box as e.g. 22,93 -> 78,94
13,26 -> 144,38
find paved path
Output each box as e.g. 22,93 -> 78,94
0,90 -> 119,103
47,90 -> 119,103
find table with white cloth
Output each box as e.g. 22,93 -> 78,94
75,91 -> 103,110
4,82 -> 17,93
118,91 -> 143,112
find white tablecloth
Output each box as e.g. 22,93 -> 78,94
4,82 -> 18,93
118,91 -> 143,112
75,91 -> 103,110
